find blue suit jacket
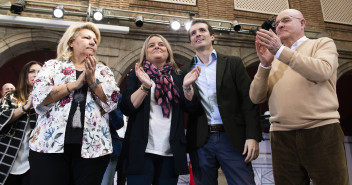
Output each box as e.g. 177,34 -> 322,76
109,94 -> 124,157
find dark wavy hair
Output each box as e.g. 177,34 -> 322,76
16,61 -> 43,104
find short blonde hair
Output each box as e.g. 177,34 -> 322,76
56,22 -> 101,61
138,34 -> 180,74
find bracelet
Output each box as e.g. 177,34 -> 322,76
66,83 -> 71,93
142,83 -> 152,91
89,79 -> 100,89
21,106 -> 27,114
140,84 -> 150,93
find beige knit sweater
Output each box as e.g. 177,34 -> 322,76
250,37 -> 340,131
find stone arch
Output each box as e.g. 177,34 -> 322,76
112,47 -> 141,84
0,29 -> 62,67
336,60 -> 352,136
241,50 -> 259,67
338,60 -> 352,79
172,44 -> 195,65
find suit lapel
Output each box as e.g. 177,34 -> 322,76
216,53 -> 227,92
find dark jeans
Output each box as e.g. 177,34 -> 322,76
270,123 -> 349,185
29,144 -> 109,185
193,132 -> 255,185
4,170 -> 30,185
127,153 -> 178,185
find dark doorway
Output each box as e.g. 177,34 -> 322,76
337,70 -> 352,136
0,50 -> 56,88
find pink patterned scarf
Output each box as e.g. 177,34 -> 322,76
143,61 -> 180,118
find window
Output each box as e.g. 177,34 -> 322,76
148,0 -> 196,6
321,0 -> 352,25
234,0 -> 288,15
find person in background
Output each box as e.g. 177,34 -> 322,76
250,9 -> 349,185
119,34 -> 200,185
0,61 -> 42,185
116,115 -> 128,185
1,83 -> 15,97
29,22 -> 119,185
184,20 -> 262,185
101,93 -> 124,185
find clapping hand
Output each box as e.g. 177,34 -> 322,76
24,94 -> 33,111
256,29 -> 282,55
255,35 -> 274,67
183,66 -> 201,88
135,63 -> 151,88
85,55 -> 96,86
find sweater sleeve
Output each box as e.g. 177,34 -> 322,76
278,37 -> 338,83
249,65 -> 271,104
119,70 -> 139,117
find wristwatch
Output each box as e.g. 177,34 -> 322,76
89,79 -> 100,89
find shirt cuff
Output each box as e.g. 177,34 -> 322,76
275,45 -> 285,59
259,63 -> 272,69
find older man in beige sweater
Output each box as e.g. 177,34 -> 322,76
250,9 -> 349,185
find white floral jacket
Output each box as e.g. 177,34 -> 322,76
29,59 -> 119,158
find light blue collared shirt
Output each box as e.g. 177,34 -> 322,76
192,50 -> 223,125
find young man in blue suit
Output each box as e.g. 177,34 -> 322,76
183,20 -> 262,185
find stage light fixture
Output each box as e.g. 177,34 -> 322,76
135,15 -> 144,27
93,8 -> 104,21
53,5 -> 64,19
232,20 -> 242,32
184,12 -> 195,31
184,20 -> 192,31
10,0 -> 26,15
170,19 -> 181,31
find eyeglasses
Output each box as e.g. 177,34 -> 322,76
274,15 -> 301,27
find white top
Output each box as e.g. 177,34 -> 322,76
145,80 -> 173,156
11,120 -> 31,174
116,115 -> 128,138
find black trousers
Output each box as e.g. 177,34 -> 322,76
29,144 -> 109,185
4,170 -> 30,185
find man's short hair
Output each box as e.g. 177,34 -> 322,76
188,19 -> 215,41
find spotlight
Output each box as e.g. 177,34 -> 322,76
232,20 -> 242,32
10,0 -> 26,15
189,12 -> 196,17
170,19 -> 181,31
135,15 -> 143,27
53,5 -> 64,19
184,20 -> 192,31
93,8 -> 104,21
